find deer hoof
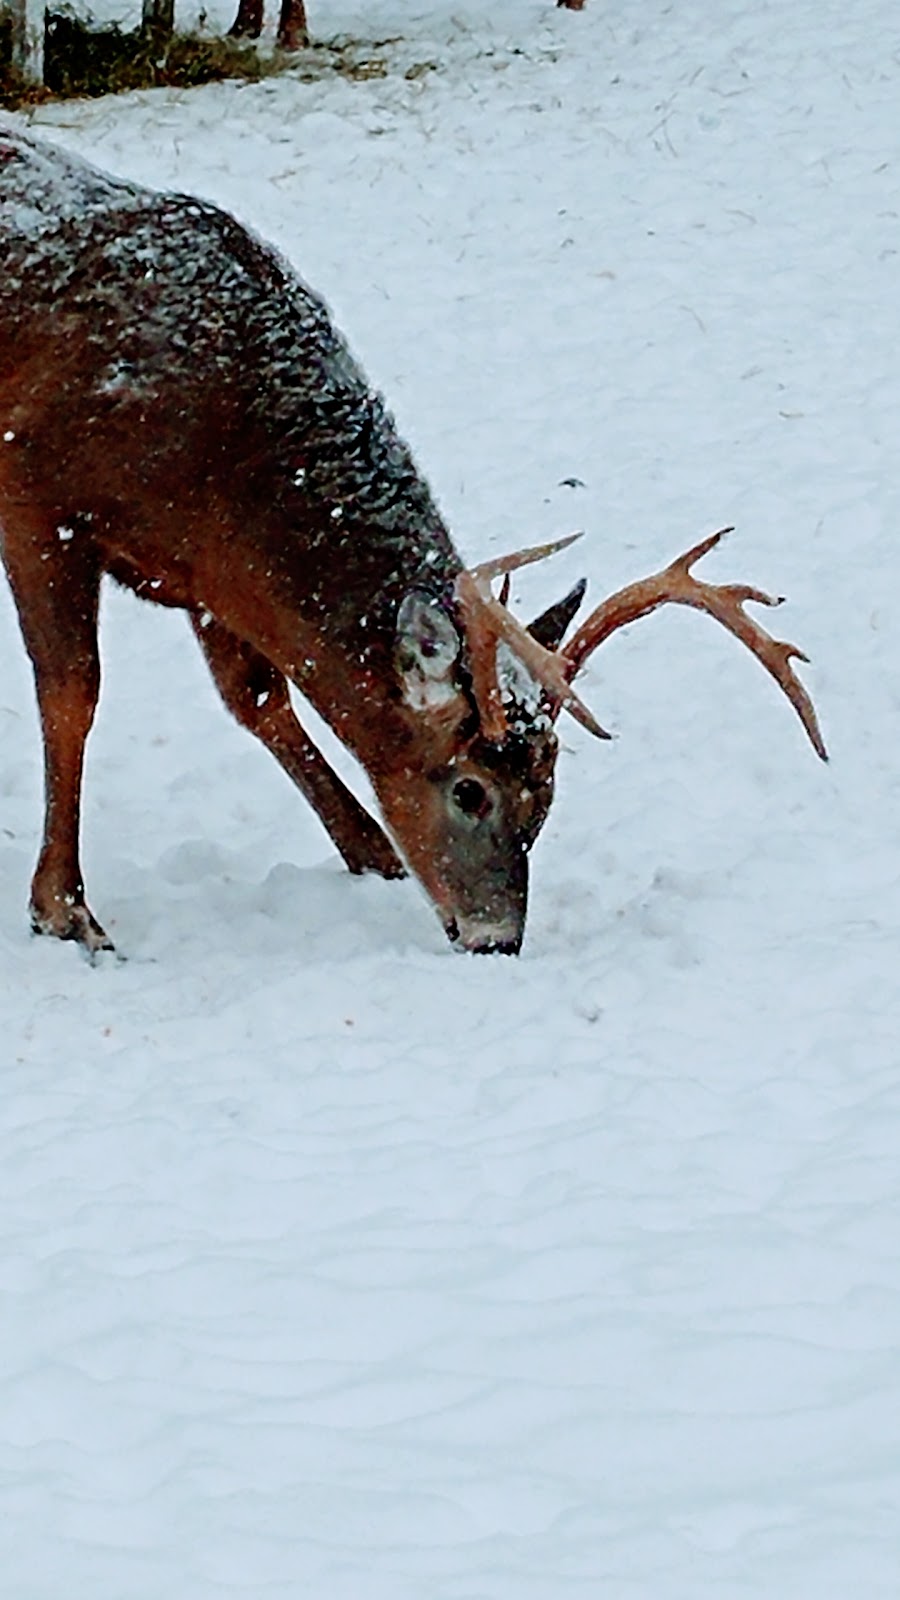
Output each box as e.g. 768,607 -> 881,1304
340,827 -> 406,880
30,898 -> 116,957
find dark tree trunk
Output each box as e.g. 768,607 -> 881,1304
142,0 -> 174,43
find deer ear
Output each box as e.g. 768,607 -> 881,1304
526,578 -> 588,650
394,593 -> 464,712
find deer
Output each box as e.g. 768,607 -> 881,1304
229,0 -> 308,52
0,128 -> 825,958
227,0 -> 584,54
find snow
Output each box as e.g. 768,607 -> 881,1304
2,1 -> 900,1593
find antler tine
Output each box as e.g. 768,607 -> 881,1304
455,560 -> 612,744
560,527 -> 828,760
563,529 -> 732,669
468,531 -> 584,587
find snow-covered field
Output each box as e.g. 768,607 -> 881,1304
3,2 -> 900,1593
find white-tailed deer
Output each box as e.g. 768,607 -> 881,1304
228,0 -> 308,50
0,130 -> 825,957
226,1 -> 585,53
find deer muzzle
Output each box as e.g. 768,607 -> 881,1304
446,914 -> 524,956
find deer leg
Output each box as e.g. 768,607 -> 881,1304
276,0 -> 309,49
2,533 -> 111,953
228,0 -> 264,40
192,615 -> 404,879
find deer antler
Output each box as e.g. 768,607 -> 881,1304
455,535 -> 611,743
456,527 -> 825,759
451,524 -> 826,755
561,527 -> 828,760
468,531 -> 584,587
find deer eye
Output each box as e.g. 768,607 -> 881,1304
451,777 -> 493,820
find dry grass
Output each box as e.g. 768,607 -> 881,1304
0,12 -> 431,108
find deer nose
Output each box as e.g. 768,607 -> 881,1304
446,916 -> 523,956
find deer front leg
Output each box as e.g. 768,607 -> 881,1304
2,531 -> 111,953
228,0 -> 264,39
276,0 -> 308,49
192,614 -> 405,880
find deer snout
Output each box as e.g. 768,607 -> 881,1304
446,915 -> 523,956
374,761 -> 530,956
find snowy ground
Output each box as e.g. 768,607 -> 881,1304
2,2 -> 900,1594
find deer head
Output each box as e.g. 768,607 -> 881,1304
371,556 -> 587,954
376,528 -> 825,955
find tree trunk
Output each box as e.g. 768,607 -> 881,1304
141,0 -> 174,44
3,0 -> 45,82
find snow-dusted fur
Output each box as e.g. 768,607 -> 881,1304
1,125 -> 458,639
